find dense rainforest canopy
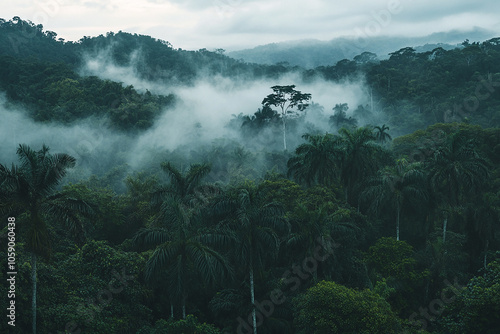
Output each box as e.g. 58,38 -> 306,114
0,17 -> 500,334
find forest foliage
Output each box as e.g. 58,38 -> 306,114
0,17 -> 500,334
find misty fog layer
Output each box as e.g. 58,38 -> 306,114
0,94 -> 131,179
1,48 -> 378,180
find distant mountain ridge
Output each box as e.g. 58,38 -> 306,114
228,27 -> 497,68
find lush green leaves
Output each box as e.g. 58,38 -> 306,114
294,280 -> 401,334
439,259 -> 500,333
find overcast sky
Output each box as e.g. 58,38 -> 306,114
3,0 -> 500,50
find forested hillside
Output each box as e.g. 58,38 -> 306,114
226,28 -> 495,68
1,17 -> 499,334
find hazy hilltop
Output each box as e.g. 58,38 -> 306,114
0,16 -> 256,83
227,28 -> 497,68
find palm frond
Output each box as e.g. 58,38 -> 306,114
144,241 -> 182,282
134,227 -> 171,249
38,153 -> 76,195
209,289 -> 244,315
186,163 -> 211,194
161,162 -> 185,195
186,241 -> 233,285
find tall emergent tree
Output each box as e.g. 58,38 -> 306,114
262,85 -> 311,151
134,198 -> 232,320
135,162 -> 230,319
0,144 -> 93,334
338,126 -> 384,204
427,133 -> 489,243
363,158 -> 427,241
210,184 -> 287,334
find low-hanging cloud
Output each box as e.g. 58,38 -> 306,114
0,94 -> 130,180
127,72 -> 370,167
1,48 -> 379,185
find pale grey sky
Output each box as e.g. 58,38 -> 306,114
2,0 -> 500,50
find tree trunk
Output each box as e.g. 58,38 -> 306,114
32,253 -> 37,334
370,88 -> 373,112
484,240 -> 489,269
364,263 -> 373,290
282,116 -> 287,151
170,303 -> 174,319
182,296 -> 186,319
249,266 -> 257,334
396,204 -> 400,241
442,217 -> 448,244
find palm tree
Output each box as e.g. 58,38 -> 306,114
287,204 -> 330,257
287,133 -> 343,187
210,184 -> 287,334
135,162 -> 229,319
363,158 -> 427,240
0,144 -> 93,334
286,204 -> 346,280
472,193 -> 500,269
338,127 -> 384,204
427,133 -> 489,243
373,124 -> 392,143
155,161 -> 213,204
153,162 -> 221,224
134,198 -> 232,319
